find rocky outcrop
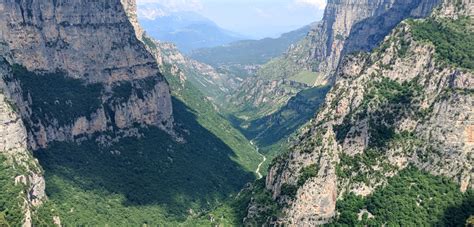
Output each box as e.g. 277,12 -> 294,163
143,36 -> 242,104
246,1 -> 473,225
227,79 -> 310,119
0,63 -> 45,226
121,0 -> 145,39
0,0 -> 160,84
437,0 -> 474,18
279,0 -> 441,86
230,0 -> 441,134
0,0 -> 174,149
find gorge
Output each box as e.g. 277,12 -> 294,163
0,0 -> 472,226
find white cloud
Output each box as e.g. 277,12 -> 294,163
137,0 -> 203,12
294,0 -> 326,10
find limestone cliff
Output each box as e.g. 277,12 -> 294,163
294,0 -> 442,86
230,0 -> 441,130
245,0 -> 473,225
0,1 -> 174,224
0,60 -> 45,226
0,0 -> 174,149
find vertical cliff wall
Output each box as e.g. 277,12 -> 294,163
0,60 -> 46,226
283,0 -> 441,86
0,1 -> 175,224
0,0 -> 174,149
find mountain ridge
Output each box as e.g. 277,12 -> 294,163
244,0 -> 473,225
138,3 -> 245,53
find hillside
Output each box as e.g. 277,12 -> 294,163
190,24 -> 314,67
0,0 -> 472,226
244,0 -> 473,225
222,0 -> 442,159
0,0 -> 260,225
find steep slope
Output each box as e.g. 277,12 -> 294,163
141,36 -> 261,175
142,39 -> 241,103
0,61 -> 46,226
0,0 -> 260,225
290,0 -> 442,86
0,0 -> 174,150
245,1 -> 473,225
230,0 -> 442,121
224,0 -> 443,162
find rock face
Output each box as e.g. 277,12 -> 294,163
245,0 -> 472,225
0,61 -> 45,227
228,79 -> 310,119
0,1 -> 174,224
289,0 -> 441,86
0,0 -> 174,149
121,0 -> 145,39
229,0 -> 441,130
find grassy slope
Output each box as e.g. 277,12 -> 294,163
289,71 -> 320,85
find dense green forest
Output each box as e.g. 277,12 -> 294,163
1,61 -> 261,225
410,16 -> 473,71
331,167 -> 474,226
0,155 -> 26,226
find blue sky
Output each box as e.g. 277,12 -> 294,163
137,0 -> 326,39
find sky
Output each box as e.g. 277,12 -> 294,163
137,0 -> 326,39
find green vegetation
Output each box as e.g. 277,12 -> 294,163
297,164 -> 319,187
0,155 -> 25,226
235,86 -> 330,148
142,35 -> 158,50
280,183 -> 298,199
331,167 -> 474,226
8,65 -> 103,125
334,76 -> 422,147
162,63 -> 261,172
190,24 -> 311,66
34,97 -> 255,224
256,57 -> 305,81
410,17 -> 474,71
226,79 -> 308,123
14,59 -> 260,225
191,178 -> 280,226
289,71 -> 319,85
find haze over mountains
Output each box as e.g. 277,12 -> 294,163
138,3 -> 245,53
190,23 -> 315,67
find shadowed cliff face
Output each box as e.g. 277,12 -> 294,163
34,98 -> 255,223
0,1 -> 258,225
298,0 -> 441,85
0,1 -> 175,224
342,0 -> 442,54
226,0 -> 441,138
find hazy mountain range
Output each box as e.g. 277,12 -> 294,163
138,3 -> 246,53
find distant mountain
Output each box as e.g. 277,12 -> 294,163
138,3 -> 244,53
190,24 -> 315,67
